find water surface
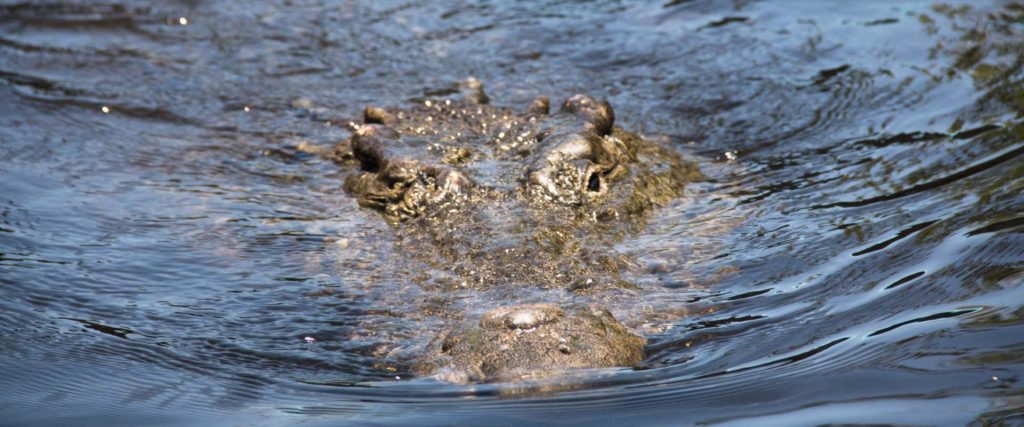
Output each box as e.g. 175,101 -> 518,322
2,0 -> 1024,425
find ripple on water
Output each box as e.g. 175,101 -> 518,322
2,0 -> 1024,425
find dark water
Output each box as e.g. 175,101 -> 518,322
2,0 -> 1024,425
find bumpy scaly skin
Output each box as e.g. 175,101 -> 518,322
342,124 -> 473,221
418,304 -> 645,383
335,80 -> 701,382
342,88 -> 638,220
526,95 -> 633,205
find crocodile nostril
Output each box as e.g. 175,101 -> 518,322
587,172 -> 601,192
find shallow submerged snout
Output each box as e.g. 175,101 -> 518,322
419,303 -> 646,383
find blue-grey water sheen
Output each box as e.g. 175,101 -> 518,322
2,0 -> 1024,425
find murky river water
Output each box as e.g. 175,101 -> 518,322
2,0 -> 1024,425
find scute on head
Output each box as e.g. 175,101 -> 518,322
561,94 -> 614,136
527,96 -> 550,115
459,77 -> 489,105
364,106 -> 397,125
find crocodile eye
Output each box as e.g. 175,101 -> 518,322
587,172 -> 601,192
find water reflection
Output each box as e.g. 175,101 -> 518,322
0,0 -> 1023,425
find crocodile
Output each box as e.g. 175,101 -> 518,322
331,79 -> 703,383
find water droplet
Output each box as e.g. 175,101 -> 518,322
243,106 -> 250,112
101,106 -> 110,114
178,17 -> 188,26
